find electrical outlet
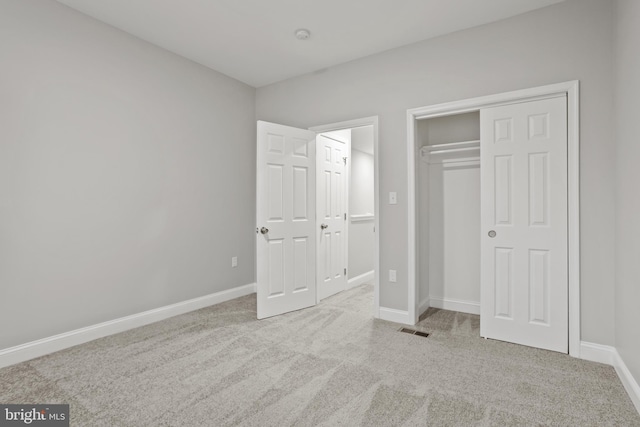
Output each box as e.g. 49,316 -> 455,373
389,269 -> 397,283
232,256 -> 238,268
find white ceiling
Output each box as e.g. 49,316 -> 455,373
56,0 -> 564,88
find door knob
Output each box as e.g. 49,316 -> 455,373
488,230 -> 496,238
260,227 -> 269,235
321,224 -> 328,229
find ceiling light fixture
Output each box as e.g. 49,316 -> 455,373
294,29 -> 311,40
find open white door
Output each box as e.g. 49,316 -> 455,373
316,131 -> 350,301
480,96 -> 568,353
257,121 -> 317,319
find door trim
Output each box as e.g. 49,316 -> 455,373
310,116 -> 380,318
406,81 -> 580,357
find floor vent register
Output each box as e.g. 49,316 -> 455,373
399,328 -> 430,338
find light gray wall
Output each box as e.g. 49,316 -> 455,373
351,125 -> 374,154
613,0 -> 640,385
428,162 -> 480,304
349,146 -> 375,279
256,0 -> 615,345
417,112 -> 480,147
0,0 -> 256,349
350,131 -> 375,215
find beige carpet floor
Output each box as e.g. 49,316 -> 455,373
1,284 -> 639,426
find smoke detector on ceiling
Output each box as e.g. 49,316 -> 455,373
295,29 -> 311,40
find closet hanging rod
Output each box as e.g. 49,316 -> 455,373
428,146 -> 480,156
421,140 -> 480,157
425,139 -> 480,152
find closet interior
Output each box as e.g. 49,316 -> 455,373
417,111 -> 482,315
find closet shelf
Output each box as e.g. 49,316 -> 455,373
350,213 -> 375,222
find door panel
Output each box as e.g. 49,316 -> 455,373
322,232 -> 331,281
332,231 -> 342,279
293,237 -> 309,291
480,96 -> 568,353
267,239 -> 284,297
528,153 -> 550,226
317,132 -> 349,300
528,249 -> 550,325
494,155 -> 514,225
257,121 -> 316,319
494,247 -> 513,319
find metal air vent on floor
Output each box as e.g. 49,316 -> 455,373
399,327 -> 430,338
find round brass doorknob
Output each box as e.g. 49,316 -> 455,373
260,227 -> 269,234
488,230 -> 497,238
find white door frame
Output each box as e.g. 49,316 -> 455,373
406,81 -> 580,357
310,116 -> 380,317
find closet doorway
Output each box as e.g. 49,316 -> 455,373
407,81 -> 580,356
417,112 -> 481,318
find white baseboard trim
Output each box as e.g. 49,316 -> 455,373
418,298 -> 430,317
579,341 -> 616,365
580,341 -> 640,414
614,351 -> 640,414
0,282 -> 257,369
429,296 -> 480,315
378,307 -> 412,325
347,270 -> 375,290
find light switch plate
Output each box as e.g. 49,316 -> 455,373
232,257 -> 238,267
389,269 -> 397,283
389,192 -> 397,205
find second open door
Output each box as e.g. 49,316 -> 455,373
316,131 -> 350,301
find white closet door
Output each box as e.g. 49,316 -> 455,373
256,121 -> 317,319
480,96 -> 568,353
